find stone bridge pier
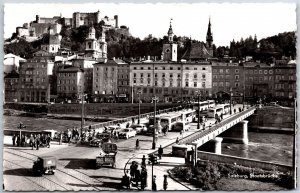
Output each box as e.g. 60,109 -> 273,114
198,137 -> 223,154
219,120 -> 249,145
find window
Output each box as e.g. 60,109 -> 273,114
185,82 -> 189,87
269,70 -> 273,74
249,70 -> 253,74
194,68 -> 197,70
88,42 -> 92,49
213,75 -> 218,79
162,73 -> 165,78
163,67 -> 165,70
202,82 -> 206,88
170,73 -> 173,78
226,69 -> 229,73
202,68 -> 206,70
194,82 -> 197,87
235,75 -> 239,80
170,67 -> 173,70
235,83 -> 239,87
202,74 -> 206,79
141,73 -> 144,77
254,70 -> 258,74
148,67 -> 151,70
220,69 -> 223,73
235,69 -> 239,73
225,82 -> 230,87
134,67 -> 137,70
141,67 -> 144,70
213,82 -> 217,86
264,76 -> 268,81
148,73 -> 151,78
259,77 -> 263,82
134,80 -> 136,84
155,67 -> 158,70
185,67 -> 189,70
225,75 -> 230,79
155,81 -> 158,86
178,74 -> 181,78
134,73 -> 136,78
194,74 -> 197,78
178,67 -> 181,70
259,70 -> 262,74
155,73 -> 158,78
219,82 -> 223,87
162,82 -> 165,87
264,70 -> 268,74
269,76 -> 272,81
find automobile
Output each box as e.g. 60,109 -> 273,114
32,156 -> 56,176
118,128 -> 137,139
90,138 -> 103,147
173,121 -> 190,132
130,124 -> 148,134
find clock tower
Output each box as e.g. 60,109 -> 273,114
162,20 -> 177,62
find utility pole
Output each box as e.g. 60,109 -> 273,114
138,89 -> 141,124
152,96 -> 158,149
81,93 -> 86,136
230,87 -> 233,114
196,91 -> 201,130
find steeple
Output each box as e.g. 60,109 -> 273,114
167,19 -> 174,42
206,17 -> 213,47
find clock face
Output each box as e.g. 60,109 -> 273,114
165,48 -> 170,53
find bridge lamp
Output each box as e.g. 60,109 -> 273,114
137,89 -> 142,124
195,91 -> 201,130
230,88 -> 233,115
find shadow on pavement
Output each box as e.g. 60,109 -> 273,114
90,175 -> 121,181
59,158 -> 95,169
67,181 -> 121,189
3,168 -> 34,177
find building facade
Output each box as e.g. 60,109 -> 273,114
17,56 -> 54,102
84,27 -> 107,59
4,70 -> 19,102
56,66 -> 84,102
116,59 -> 130,102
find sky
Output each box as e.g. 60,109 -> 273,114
4,3 -> 296,47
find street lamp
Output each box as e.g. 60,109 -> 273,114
137,89 -> 142,124
18,122 -> 26,140
152,96 -> 158,149
81,93 -> 87,136
195,91 -> 201,130
230,87 -> 233,115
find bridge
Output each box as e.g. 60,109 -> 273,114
179,106 -> 256,154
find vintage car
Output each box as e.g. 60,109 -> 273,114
32,156 -> 56,176
130,124 -> 148,134
90,138 -> 103,147
118,128 -> 136,139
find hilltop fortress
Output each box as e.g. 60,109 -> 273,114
14,10 -> 129,41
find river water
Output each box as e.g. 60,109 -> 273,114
221,131 -> 293,165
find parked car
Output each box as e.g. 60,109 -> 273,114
90,138 -> 103,147
32,156 -> 56,176
130,124 -> 148,134
118,128 -> 137,139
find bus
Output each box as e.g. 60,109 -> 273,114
192,101 -> 209,111
180,109 -> 196,123
207,106 -> 224,118
222,103 -> 231,114
160,113 -> 182,131
208,100 -> 216,108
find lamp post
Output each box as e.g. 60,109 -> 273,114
196,91 -> 201,130
230,87 -> 233,115
18,122 -> 26,139
81,93 -> 87,136
137,89 -> 141,124
152,96 -> 158,149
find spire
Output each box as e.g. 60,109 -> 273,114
206,17 -> 213,47
167,18 -> 174,42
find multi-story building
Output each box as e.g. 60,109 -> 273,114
244,62 -> 274,100
4,70 -> 19,102
273,62 -> 296,100
130,61 -> 212,103
56,66 -> 84,102
72,11 -> 118,28
4,53 -> 26,74
212,62 -> 245,102
41,27 -> 62,53
92,59 -> 118,102
116,59 -> 130,102
17,53 -> 54,102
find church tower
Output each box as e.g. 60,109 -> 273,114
85,27 -> 100,59
162,19 -> 177,62
206,17 -> 213,57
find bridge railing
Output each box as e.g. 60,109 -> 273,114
179,106 -> 256,145
82,105 -> 184,131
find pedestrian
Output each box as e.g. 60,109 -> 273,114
123,170 -> 131,189
16,135 -> 20,147
132,117 -> 135,124
136,139 -> 140,149
152,175 -> 157,191
46,134 -> 51,148
29,134 -> 34,150
176,137 -> 179,144
67,129 -> 72,143
135,168 -> 141,189
141,155 -> 146,168
12,134 -> 16,146
36,134 -> 40,150
126,122 -> 130,128
130,161 -> 136,180
163,175 -> 168,190
59,132 -> 63,145
179,130 -> 183,139
158,145 -> 163,159
140,167 -> 147,190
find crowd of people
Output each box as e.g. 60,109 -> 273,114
12,133 -> 51,150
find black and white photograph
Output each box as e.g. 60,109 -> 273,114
2,2 -> 297,191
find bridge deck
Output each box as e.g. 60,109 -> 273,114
180,106 -> 256,146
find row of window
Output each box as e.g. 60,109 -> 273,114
133,73 -> 206,79
213,82 -> 239,88
213,75 -> 239,80
133,79 -> 206,88
58,73 -> 78,77
95,67 -> 115,71
213,69 -> 239,73
134,87 -> 208,95
22,64 -> 47,68
20,85 -> 46,89
132,66 -> 207,71
57,86 -> 81,91
58,80 -> 77,84
245,69 -> 273,75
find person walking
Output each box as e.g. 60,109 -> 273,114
135,168 -> 141,189
46,134 -> 51,148
67,129 -> 72,143
158,145 -> 163,160
36,134 -> 40,150
12,134 -> 16,146
16,135 -> 20,147
163,175 -> 168,190
141,155 -> 146,169
140,167 -> 147,190
136,139 -> 140,149
152,175 -> 157,191
29,134 -> 34,150
59,132 -> 63,145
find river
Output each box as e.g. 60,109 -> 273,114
221,131 -> 293,165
